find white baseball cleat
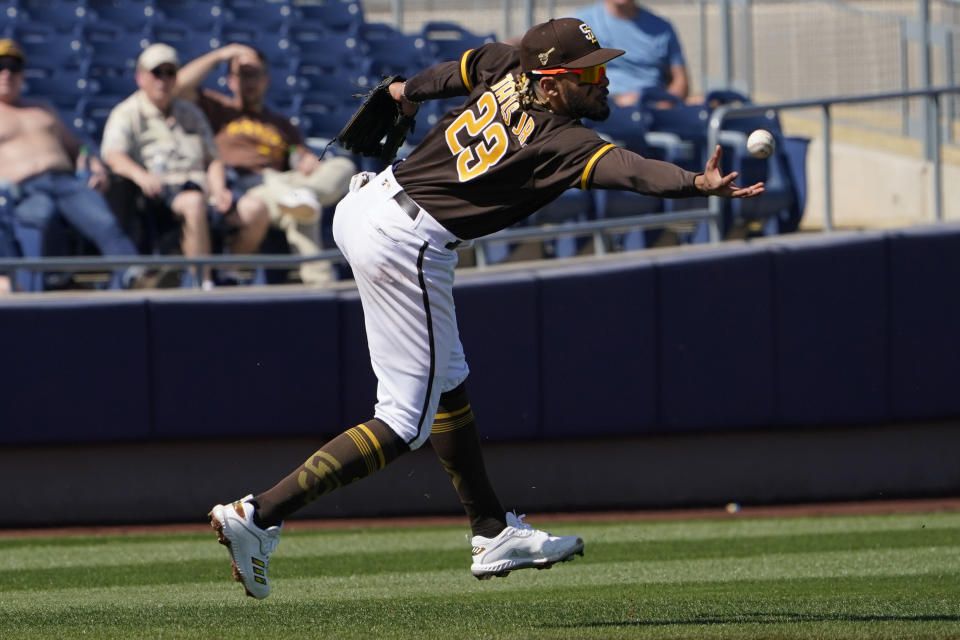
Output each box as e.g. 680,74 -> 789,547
470,511 -> 584,580
208,495 -> 282,599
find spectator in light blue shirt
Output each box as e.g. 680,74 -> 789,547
575,0 -> 689,107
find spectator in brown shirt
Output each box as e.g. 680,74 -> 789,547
175,43 -> 355,284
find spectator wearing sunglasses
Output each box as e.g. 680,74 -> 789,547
0,38 -> 143,291
101,43 -> 269,288
575,0 -> 689,108
174,43 -> 355,285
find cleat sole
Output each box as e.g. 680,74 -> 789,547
209,509 -> 257,599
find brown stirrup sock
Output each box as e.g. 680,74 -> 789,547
429,383 -> 506,539
253,419 -> 409,528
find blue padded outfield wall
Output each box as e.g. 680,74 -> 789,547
1,223 -> 959,446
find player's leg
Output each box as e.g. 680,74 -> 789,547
430,382 -> 506,538
429,379 -> 585,580
209,175 -> 460,598
252,418 -> 409,528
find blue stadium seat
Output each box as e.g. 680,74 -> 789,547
584,103 -> 649,154
88,1 -> 156,32
220,2 -> 294,34
593,190 -> 665,251
358,23 -> 428,78
709,96 -> 805,239
88,72 -> 135,98
144,18 -> 195,47
152,0 -> 219,31
21,69 -> 93,105
295,0 -> 364,34
19,0 -> 91,34
171,36 -> 218,67
74,94 -> 121,145
420,21 -> 495,64
529,189 -> 595,259
212,21 -> 298,71
300,91 -> 355,140
84,32 -> 149,70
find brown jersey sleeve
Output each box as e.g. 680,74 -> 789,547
589,146 -> 702,197
403,43 -> 519,103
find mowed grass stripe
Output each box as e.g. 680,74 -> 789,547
2,544 -> 957,606
3,526 -> 957,590
6,510 -> 959,555
7,511 -> 959,569
2,575 -> 958,640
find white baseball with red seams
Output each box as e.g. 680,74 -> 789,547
747,129 -> 775,159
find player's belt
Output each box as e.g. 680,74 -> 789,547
392,190 -> 461,250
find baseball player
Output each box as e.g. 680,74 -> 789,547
209,17 -> 764,599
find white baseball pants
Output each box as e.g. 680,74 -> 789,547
332,166 -> 470,450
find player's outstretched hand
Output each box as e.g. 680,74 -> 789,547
695,145 -> 765,198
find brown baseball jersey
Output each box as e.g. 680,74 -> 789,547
197,89 -> 304,172
396,42 -> 701,240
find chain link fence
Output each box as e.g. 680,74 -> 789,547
359,0 -> 959,136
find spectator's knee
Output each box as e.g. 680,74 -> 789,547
236,193 -> 270,231
172,191 -> 207,226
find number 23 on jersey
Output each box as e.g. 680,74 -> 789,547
444,92 -> 509,182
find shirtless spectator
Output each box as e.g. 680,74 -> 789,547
0,38 -> 141,291
102,43 -> 269,289
175,43 -> 354,284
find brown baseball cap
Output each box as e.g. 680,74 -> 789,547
520,18 -> 623,72
0,38 -> 25,62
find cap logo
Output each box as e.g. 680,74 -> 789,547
537,47 -> 555,66
579,23 -> 598,44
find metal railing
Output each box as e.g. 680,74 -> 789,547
706,85 -> 960,240
2,85 -> 958,288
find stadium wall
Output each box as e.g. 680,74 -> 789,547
2,224 -> 959,526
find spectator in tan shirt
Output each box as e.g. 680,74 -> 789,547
102,43 -> 269,288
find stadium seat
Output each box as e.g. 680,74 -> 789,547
358,23 -> 427,78
143,18 -> 195,47
300,91 -> 355,140
584,103 -> 649,154
711,101 -> 804,239
529,189 -> 596,258
21,69 -> 92,104
212,20 -> 298,71
420,21 -> 495,64
593,190 -> 665,251
88,72 -> 135,98
152,0 -> 219,31
88,1 -> 156,31
74,94 -> 122,144
295,0 -> 364,34
83,32 -> 149,70
19,0 -> 91,34
220,2 -> 294,34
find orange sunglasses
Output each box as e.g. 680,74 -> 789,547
531,63 -> 606,85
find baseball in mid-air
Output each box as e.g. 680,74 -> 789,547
746,129 -> 775,159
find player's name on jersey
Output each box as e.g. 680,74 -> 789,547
491,74 -> 535,146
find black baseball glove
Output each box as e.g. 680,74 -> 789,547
337,74 -> 416,164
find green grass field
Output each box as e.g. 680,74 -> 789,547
3,510 -> 960,639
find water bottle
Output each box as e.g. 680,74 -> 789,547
76,145 -> 91,185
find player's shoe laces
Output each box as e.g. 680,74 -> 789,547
470,511 -> 584,580
208,495 -> 282,599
